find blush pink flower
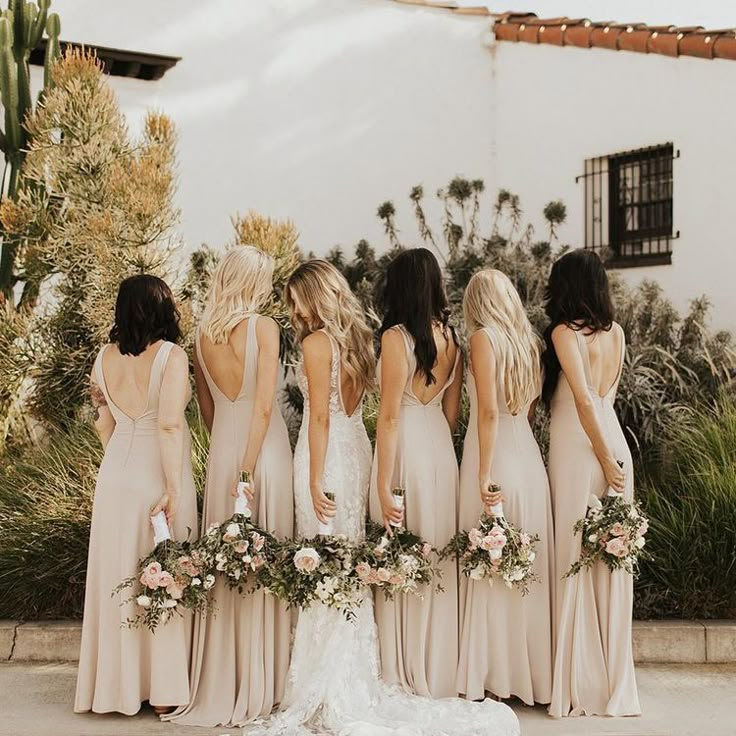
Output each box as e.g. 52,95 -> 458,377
234,541 -> 249,554
252,533 -> 265,552
468,528 -> 483,549
481,533 -> 507,551
610,522 -> 627,537
389,573 -> 404,585
421,543 -> 433,558
637,520 -> 649,537
377,568 -> 392,583
355,562 -> 372,579
166,582 -> 184,600
293,547 -> 320,573
605,537 -> 629,558
158,571 -> 174,588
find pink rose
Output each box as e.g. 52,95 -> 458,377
166,582 -> 184,600
366,570 -> 380,585
605,537 -> 629,558
293,547 -> 320,573
158,571 -> 174,588
389,573 -> 404,585
377,568 -> 392,583
252,533 -> 265,552
355,562 -> 371,579
177,556 -> 200,577
468,528 -> 483,549
234,541 -> 249,554
144,561 -> 162,579
610,522 -> 627,537
481,533 -> 507,551
252,556 -> 265,570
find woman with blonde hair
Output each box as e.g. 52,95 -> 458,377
166,246 -> 293,727
256,259 -> 518,735
456,268 -> 554,707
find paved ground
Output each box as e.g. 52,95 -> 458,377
1,663 -> 734,736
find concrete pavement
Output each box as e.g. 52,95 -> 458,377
0,662 -> 734,736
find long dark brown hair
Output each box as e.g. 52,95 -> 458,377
379,248 -> 455,385
541,249 -> 614,404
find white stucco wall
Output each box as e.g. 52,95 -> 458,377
46,0 -> 494,256
491,41 -> 735,330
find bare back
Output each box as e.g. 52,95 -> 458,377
198,318 -> 251,402
409,325 -> 458,405
99,340 -> 166,421
578,322 -> 625,399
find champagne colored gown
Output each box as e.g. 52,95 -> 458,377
248,330 -> 519,736
75,341 -> 198,715
369,325 -> 461,699
548,323 -> 641,717
167,315 -> 293,727
456,326 -> 554,705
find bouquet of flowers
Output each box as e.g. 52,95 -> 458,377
263,534 -> 365,620
442,493 -> 540,595
195,472 -> 279,594
355,518 -> 439,600
564,490 -> 650,578
115,511 -> 213,631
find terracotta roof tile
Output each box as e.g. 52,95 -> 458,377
492,12 -> 736,61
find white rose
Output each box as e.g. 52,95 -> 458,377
527,551 -> 536,563
243,555 -> 252,565
489,548 -> 503,561
635,537 -> 646,549
588,534 -> 598,543
136,595 -> 151,608
469,565 -> 485,580
164,599 -> 178,608
293,547 -> 321,573
588,494 -> 603,511
510,568 -> 525,581
233,569 -> 242,580
225,523 -> 240,537
191,577 -> 201,586
204,574 -> 216,590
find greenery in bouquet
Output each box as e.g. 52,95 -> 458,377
442,506 -> 540,595
115,536 -> 214,632
196,511 -> 279,595
355,520 -> 440,600
566,492 -> 650,578
263,534 -> 365,620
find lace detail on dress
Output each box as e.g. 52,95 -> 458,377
247,335 -> 520,736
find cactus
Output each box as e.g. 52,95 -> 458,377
0,0 -> 61,300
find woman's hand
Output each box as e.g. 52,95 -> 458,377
231,470 -> 255,500
602,457 -> 625,493
151,491 -> 179,525
311,484 -> 336,524
379,490 -> 404,535
479,480 -> 504,510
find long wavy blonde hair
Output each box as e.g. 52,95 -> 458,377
463,269 -> 542,415
200,246 -> 274,344
286,260 -> 375,396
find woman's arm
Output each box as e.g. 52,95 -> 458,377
471,331 -> 503,509
90,377 -> 115,448
239,317 -> 280,484
552,325 -> 625,492
442,348 -> 463,433
375,329 -> 408,531
303,331 -> 337,524
193,348 -> 214,434
152,347 -> 191,524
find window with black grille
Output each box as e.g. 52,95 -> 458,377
578,143 -> 678,267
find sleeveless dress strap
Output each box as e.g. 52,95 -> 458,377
147,341 -> 175,404
243,315 -> 260,397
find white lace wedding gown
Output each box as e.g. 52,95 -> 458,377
247,333 -> 520,736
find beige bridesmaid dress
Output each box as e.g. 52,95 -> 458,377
167,315 -> 293,727
74,341 -> 198,715
548,323 -> 641,717
369,324 -> 460,699
456,326 -> 554,705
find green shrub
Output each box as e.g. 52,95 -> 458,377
635,396 -> 736,619
0,422 -> 99,619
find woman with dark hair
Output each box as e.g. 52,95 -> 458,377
542,250 -> 641,718
75,274 -> 198,717
370,248 -> 464,699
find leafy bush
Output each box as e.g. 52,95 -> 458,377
635,396 -> 736,619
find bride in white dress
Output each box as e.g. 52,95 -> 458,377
248,260 -> 519,736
